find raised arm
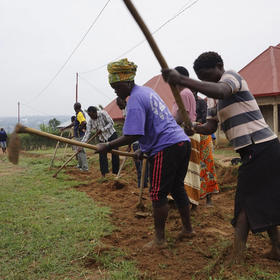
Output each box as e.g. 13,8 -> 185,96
162,69 -> 232,100
193,119 -> 218,135
95,135 -> 141,154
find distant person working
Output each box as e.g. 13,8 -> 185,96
0,128 -> 8,154
82,106 -> 119,177
63,103 -> 88,171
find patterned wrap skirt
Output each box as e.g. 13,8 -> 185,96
199,135 -> 219,199
184,134 -> 201,205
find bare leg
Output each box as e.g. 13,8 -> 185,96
265,227 -> 280,261
232,210 -> 249,263
206,194 -> 213,207
144,204 -> 168,249
190,203 -> 197,211
177,205 -> 195,240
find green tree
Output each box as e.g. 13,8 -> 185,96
48,118 -> 61,130
39,118 -> 61,134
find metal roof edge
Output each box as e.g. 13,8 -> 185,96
254,91 -> 280,98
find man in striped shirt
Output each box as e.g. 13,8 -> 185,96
82,106 -> 119,177
162,51 -> 280,262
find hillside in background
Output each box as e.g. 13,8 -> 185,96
0,115 -> 71,133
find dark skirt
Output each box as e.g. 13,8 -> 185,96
232,138 -> 280,233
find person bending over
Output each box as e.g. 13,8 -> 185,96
162,51 -> 280,262
95,58 -> 194,248
82,106 -> 119,177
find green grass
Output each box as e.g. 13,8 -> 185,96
0,153 -> 141,280
236,265 -> 280,280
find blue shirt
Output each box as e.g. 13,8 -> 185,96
123,85 -> 189,156
0,130 -> 7,141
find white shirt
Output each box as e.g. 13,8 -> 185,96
82,110 -> 116,142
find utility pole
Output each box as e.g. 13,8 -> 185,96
75,72 -> 78,102
17,101 -> 20,123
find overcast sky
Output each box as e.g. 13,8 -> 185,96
1,0 -> 279,118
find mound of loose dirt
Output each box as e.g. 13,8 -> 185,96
215,161 -> 238,186
65,156 -> 278,280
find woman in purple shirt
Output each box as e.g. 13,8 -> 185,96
95,58 -> 194,249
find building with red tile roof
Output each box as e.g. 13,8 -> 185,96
239,43 -> 280,136
104,44 -> 280,139
104,74 -> 176,122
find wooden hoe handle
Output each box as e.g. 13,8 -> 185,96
123,0 -> 191,129
15,124 -> 136,158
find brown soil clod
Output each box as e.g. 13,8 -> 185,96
135,211 -> 150,218
112,181 -> 125,189
136,203 -> 146,211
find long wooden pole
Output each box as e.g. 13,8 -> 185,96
17,102 -> 20,123
62,131 -> 72,159
14,124 -> 137,158
49,131 -> 63,169
53,150 -> 79,178
53,131 -> 99,178
76,72 -> 78,102
123,0 -> 191,129
116,156 -> 127,179
137,158 -> 147,208
62,143 -> 69,159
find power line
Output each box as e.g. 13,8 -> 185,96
21,102 -> 55,117
80,0 -> 199,74
79,75 -> 112,100
152,0 -> 199,34
28,0 -> 111,103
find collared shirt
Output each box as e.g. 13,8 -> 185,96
82,110 -> 115,142
172,88 -> 197,122
207,70 -> 276,150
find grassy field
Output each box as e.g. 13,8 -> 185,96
0,152 -> 141,280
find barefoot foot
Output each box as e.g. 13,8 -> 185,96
177,230 -> 196,241
206,195 -> 214,207
206,202 -> 214,208
264,247 -> 280,261
190,204 -> 197,212
143,239 -> 167,250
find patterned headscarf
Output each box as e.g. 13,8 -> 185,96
107,58 -> 137,84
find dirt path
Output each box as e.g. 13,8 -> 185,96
66,156 -> 280,280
